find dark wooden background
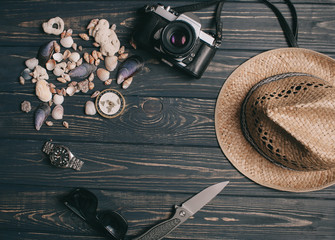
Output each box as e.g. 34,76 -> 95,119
1,0 -> 335,239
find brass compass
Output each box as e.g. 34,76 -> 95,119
95,89 -> 125,118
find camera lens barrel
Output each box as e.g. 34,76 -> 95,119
161,21 -> 196,57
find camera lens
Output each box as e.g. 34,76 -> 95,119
170,31 -> 187,47
161,21 -> 196,57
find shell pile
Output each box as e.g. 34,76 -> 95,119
19,16 -> 144,131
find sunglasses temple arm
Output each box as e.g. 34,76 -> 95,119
64,201 -> 87,221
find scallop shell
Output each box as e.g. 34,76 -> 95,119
60,36 -> 74,48
46,59 -> 56,71
69,52 -> 80,62
97,68 -> 110,81
25,58 -> 39,70
53,94 -> 64,105
52,104 -> 64,120
36,79 -> 52,102
105,56 -> 118,71
85,101 -> 96,115
53,52 -> 63,62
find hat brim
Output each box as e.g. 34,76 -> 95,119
215,48 -> 335,192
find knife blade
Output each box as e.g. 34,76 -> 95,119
134,181 -> 229,240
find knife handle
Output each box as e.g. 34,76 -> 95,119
134,206 -> 191,240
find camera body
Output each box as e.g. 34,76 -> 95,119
133,4 -> 218,78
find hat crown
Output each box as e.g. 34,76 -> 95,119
242,73 -> 335,171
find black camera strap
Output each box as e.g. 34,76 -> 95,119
173,0 -> 298,48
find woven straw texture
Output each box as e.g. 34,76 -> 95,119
215,48 -> 335,192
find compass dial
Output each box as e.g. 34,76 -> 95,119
95,89 -> 125,118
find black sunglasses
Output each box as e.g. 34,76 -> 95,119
63,188 -> 128,240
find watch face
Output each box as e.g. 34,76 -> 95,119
50,146 -> 70,167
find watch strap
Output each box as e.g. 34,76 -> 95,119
68,156 -> 84,171
43,141 -> 54,154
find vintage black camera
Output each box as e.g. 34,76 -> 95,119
133,4 -> 219,78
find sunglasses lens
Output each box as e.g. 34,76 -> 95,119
64,188 -> 98,220
97,210 -> 128,240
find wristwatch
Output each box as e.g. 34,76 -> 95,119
42,141 -> 84,171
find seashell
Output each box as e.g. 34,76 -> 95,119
69,52 -> 80,62
53,94 -> 64,105
79,33 -> 89,41
83,52 -> 90,63
89,55 -> 95,65
52,104 -> 64,120
21,100 -> 31,113
63,50 -> 72,60
91,91 -> 100,98
97,68 -> 110,81
19,76 -> 25,85
67,61 -> 77,71
45,121 -> 53,126
66,29 -> 73,37
93,42 -> 100,48
53,62 -> 67,76
88,81 -> 94,90
33,65 -> 49,81
21,68 -> 32,80
54,41 -> 61,53
46,59 -> 56,71
63,74 -> 71,82
116,55 -> 144,84
57,77 -> 67,83
104,79 -> 112,85
85,101 -> 96,115
69,63 -> 97,80
118,46 -> 125,55
37,41 -> 55,67
52,52 -> 63,62
88,73 -> 94,81
78,45 -> 83,51
66,86 -> 76,96
35,103 -> 51,131
36,79 -> 52,102
76,58 -> 83,66
60,36 -> 74,48
105,56 -> 118,71
72,43 -> 77,51
95,59 -> 100,66
87,18 -> 99,29
122,76 -> 133,89
61,30 -> 66,39
42,17 -> 64,35
118,53 -> 128,60
63,121 -> 69,128
92,50 -> 98,60
77,79 -> 89,93
25,58 -> 39,70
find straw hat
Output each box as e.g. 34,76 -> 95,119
215,47 -> 335,192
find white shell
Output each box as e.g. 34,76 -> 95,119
53,62 -> 67,76
52,104 -> 64,120
85,101 -> 96,115
35,79 -> 52,102
53,94 -> 64,105
69,52 -> 80,62
42,17 -> 64,35
33,65 -> 49,81
105,56 -> 118,71
25,58 -> 39,70
53,52 -> 63,62
46,59 -> 56,71
66,86 -> 76,96
97,68 -> 110,81
60,36 -> 74,48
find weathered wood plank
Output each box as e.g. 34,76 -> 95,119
0,139 -> 334,199
1,185 -> 334,240
1,1 -> 335,52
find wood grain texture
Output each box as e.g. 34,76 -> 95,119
1,0 -> 335,239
